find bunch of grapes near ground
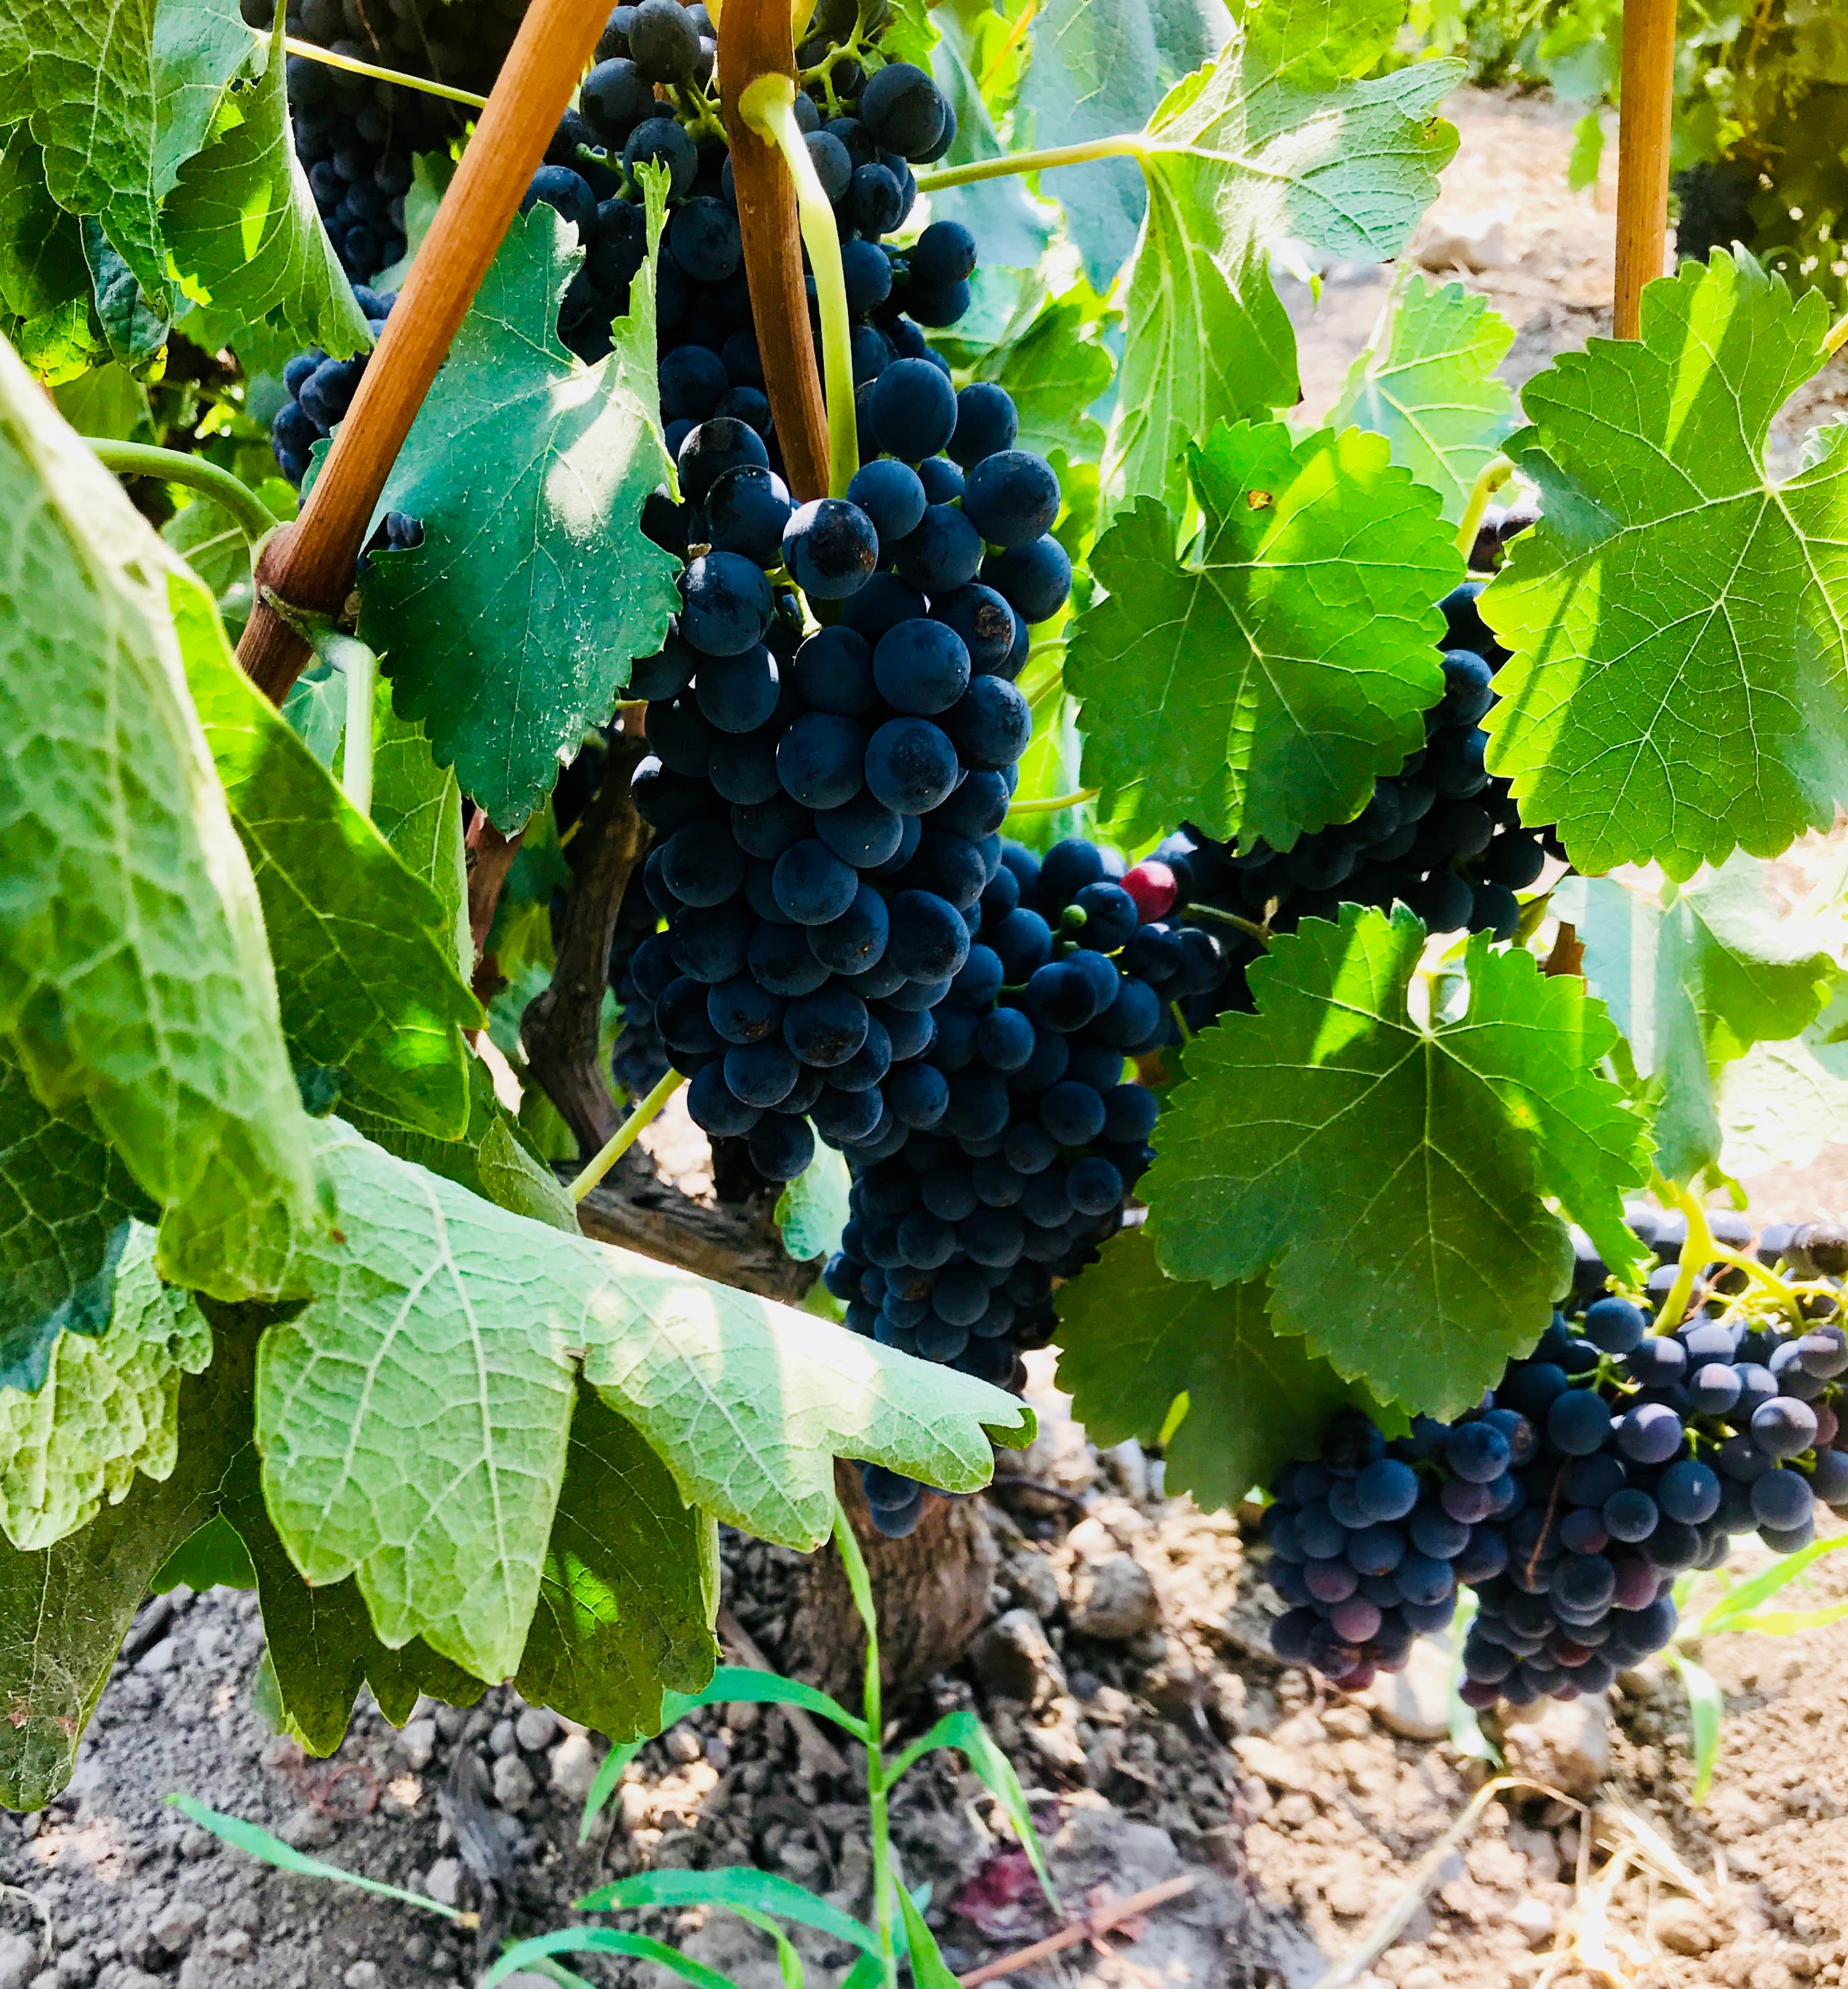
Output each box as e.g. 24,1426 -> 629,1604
1260,1213 -> 1848,1709
820,836 -> 1234,1538
1155,576 -> 1566,1034
250,0 -> 527,282
270,0 -> 981,494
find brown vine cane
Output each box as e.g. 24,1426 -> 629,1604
1612,0 -> 1679,340
236,0 -> 614,705
716,0 -> 831,504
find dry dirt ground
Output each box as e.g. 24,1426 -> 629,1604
7,86 -> 1848,1989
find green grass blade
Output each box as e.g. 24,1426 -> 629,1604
576,1866 -> 881,1954
833,1495 -> 877,1645
731,1902 -> 807,1989
165,1795 -> 470,1921
1696,1534 -> 1848,1635
897,1882 -> 959,1989
481,1928 -> 741,1989
887,1710 -> 1060,1913
1667,1651 -> 1725,1803
1705,1601 -> 1848,1637
577,1688 -> 701,1844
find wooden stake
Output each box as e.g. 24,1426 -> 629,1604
236,0 -> 613,705
1613,0 -> 1679,339
717,0 -> 830,503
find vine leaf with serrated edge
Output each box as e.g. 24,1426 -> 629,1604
512,1390 -> 720,1743
1102,0 -> 1461,520
0,1055 -> 157,1394
0,127 -> 88,321
1067,418 -> 1460,851
971,291 -> 1115,468
1055,1228 -> 1380,1512
163,13 -> 371,356
774,1147 -> 853,1264
180,586 -> 483,1141
1559,857 -> 1841,1186
1330,269 -> 1518,523
0,1335 -> 251,1811
359,193 -> 682,829
1482,250 -> 1848,879
1141,905 -> 1652,1416
927,0 -> 1052,281
1014,0 -> 1232,292
0,1224 -> 209,1551
255,1120 -> 1034,1683
0,335 -> 324,1304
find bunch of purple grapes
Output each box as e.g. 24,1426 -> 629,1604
1263,1213 -> 1848,1709
815,836 -> 1234,1538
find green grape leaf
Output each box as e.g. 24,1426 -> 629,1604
151,1512 -> 256,1591
0,1054 -> 157,1394
1103,0 -> 1461,518
162,15 -> 371,357
360,198 -> 681,829
1330,269 -> 1518,522
774,1147 -> 852,1263
514,1389 -> 719,1743
971,293 -> 1114,467
1015,0 -> 1231,289
1559,857 -> 1841,1185
0,0 -> 254,300
0,1333 -> 251,1809
1142,905 -> 1652,1414
0,1224 -> 210,1551
0,126 -> 88,319
255,1120 -> 1034,1682
1055,1228 -> 1376,1512
1482,252 -> 1848,878
216,1438 -> 484,1754
928,0 -> 1051,279
1067,419 -> 1460,849
82,217 -> 172,365
344,1051 -> 579,1233
0,336 -> 323,1301
182,588 -> 482,1140
369,690 -> 472,983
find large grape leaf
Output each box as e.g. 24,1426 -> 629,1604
1482,252 -> 1848,878
162,15 -> 370,356
0,1224 -> 210,1552
256,1120 -> 1034,1682
774,1148 -> 852,1264
0,1335 -> 249,1810
1099,0 -> 1458,520
928,0 -> 1052,280
360,198 -> 682,828
0,0 -> 250,299
1066,419 -> 1459,849
0,127 -> 88,319
1055,1228 -> 1374,1512
1713,985 -> 1848,1180
1015,0 -> 1231,289
1330,269 -> 1518,522
513,1390 -> 719,1742
369,692 -> 472,983
1143,905 -> 1652,1414
0,334 -> 323,1301
1558,857 -> 1841,1185
0,1057 -> 156,1394
180,588 -> 482,1140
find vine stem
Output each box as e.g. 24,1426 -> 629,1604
717,0 -> 829,502
1184,900 -> 1271,946
569,1067 -> 686,1201
257,28 -> 490,108
1004,786 -> 1098,816
85,439 -> 280,542
234,0 -> 614,707
1651,1173 -> 1715,1331
1612,0 -> 1679,339
743,75 -> 858,496
328,634 -> 378,818
914,132 -> 1142,192
1454,454 -> 1513,561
